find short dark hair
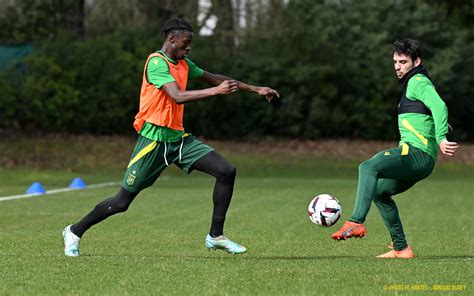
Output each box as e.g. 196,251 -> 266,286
393,38 -> 421,61
161,18 -> 193,38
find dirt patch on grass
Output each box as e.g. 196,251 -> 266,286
1,135 -> 472,171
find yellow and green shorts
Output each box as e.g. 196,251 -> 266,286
121,134 -> 214,193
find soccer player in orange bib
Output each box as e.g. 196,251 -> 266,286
63,18 -> 279,257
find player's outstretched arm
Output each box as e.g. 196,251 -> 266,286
439,139 -> 459,156
200,71 -> 280,103
161,80 -> 238,104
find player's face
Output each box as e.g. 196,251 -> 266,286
170,31 -> 193,60
393,52 -> 420,79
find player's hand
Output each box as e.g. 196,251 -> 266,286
216,80 -> 239,95
256,86 -> 280,103
439,139 -> 459,156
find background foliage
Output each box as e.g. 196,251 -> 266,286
0,0 -> 472,140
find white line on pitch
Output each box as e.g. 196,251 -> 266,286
0,182 -> 121,202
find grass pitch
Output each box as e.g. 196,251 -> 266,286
0,153 -> 472,295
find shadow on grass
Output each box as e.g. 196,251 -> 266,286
419,255 -> 473,260
66,254 -> 363,260
62,254 -> 473,260
1,253 -> 471,260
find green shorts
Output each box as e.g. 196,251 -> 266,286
121,134 -> 214,193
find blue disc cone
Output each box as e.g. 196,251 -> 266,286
26,182 -> 46,195
69,177 -> 87,189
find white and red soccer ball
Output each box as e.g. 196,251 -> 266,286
308,194 -> 342,227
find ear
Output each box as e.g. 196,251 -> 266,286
414,57 -> 421,67
168,34 -> 176,44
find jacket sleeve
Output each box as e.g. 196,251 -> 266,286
407,75 -> 449,144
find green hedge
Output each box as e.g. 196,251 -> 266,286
0,0 -> 472,140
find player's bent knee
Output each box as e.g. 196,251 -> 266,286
359,160 -> 375,174
109,191 -> 137,213
227,165 -> 237,178
113,200 -> 131,213
221,165 -> 236,182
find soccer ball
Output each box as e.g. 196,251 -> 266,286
308,194 -> 342,227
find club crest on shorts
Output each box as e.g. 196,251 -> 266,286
127,170 -> 137,186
